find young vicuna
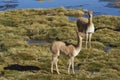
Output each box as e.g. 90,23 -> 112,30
76,11 -> 94,48
51,32 -> 82,74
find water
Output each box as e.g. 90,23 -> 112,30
28,40 -> 48,45
104,46 -> 112,52
0,0 -> 120,16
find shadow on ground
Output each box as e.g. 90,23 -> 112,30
4,64 -> 40,71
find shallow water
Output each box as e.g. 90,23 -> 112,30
0,0 -> 120,16
28,40 -> 48,44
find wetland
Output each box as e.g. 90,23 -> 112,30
0,0 -> 120,80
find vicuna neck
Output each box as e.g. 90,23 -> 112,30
88,14 -> 93,25
76,35 -> 82,50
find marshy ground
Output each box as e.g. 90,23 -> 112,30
0,8 -> 120,80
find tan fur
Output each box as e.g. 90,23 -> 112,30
51,33 -> 82,74
76,17 -> 88,33
76,11 -> 94,48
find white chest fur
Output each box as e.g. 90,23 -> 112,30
86,25 -> 95,33
74,49 -> 81,57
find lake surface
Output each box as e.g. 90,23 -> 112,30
0,0 -> 120,16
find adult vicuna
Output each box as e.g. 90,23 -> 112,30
51,32 -> 82,74
76,10 -> 94,48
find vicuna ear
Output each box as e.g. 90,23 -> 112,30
88,11 -> 93,14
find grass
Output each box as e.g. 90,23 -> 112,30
0,8 -> 120,80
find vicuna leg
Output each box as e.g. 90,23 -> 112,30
88,33 -> 92,48
71,57 -> 75,74
68,57 -> 75,74
51,56 -> 60,74
51,56 -> 54,74
68,58 -> 72,74
85,33 -> 88,49
55,57 -> 60,74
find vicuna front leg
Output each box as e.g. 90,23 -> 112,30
85,33 -> 92,48
68,58 -> 71,74
85,33 -> 88,49
68,57 -> 75,74
88,33 -> 92,48
51,56 -> 54,73
71,57 -> 75,74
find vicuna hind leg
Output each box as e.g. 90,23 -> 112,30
55,57 -> 60,74
51,55 -> 60,74
51,56 -> 54,74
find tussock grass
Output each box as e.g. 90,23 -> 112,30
93,29 -> 120,47
94,15 -> 120,30
0,8 -> 120,80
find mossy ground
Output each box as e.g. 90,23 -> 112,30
0,8 -> 120,80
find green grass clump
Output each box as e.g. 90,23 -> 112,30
93,29 -> 120,47
94,15 -> 120,30
0,8 -> 120,80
